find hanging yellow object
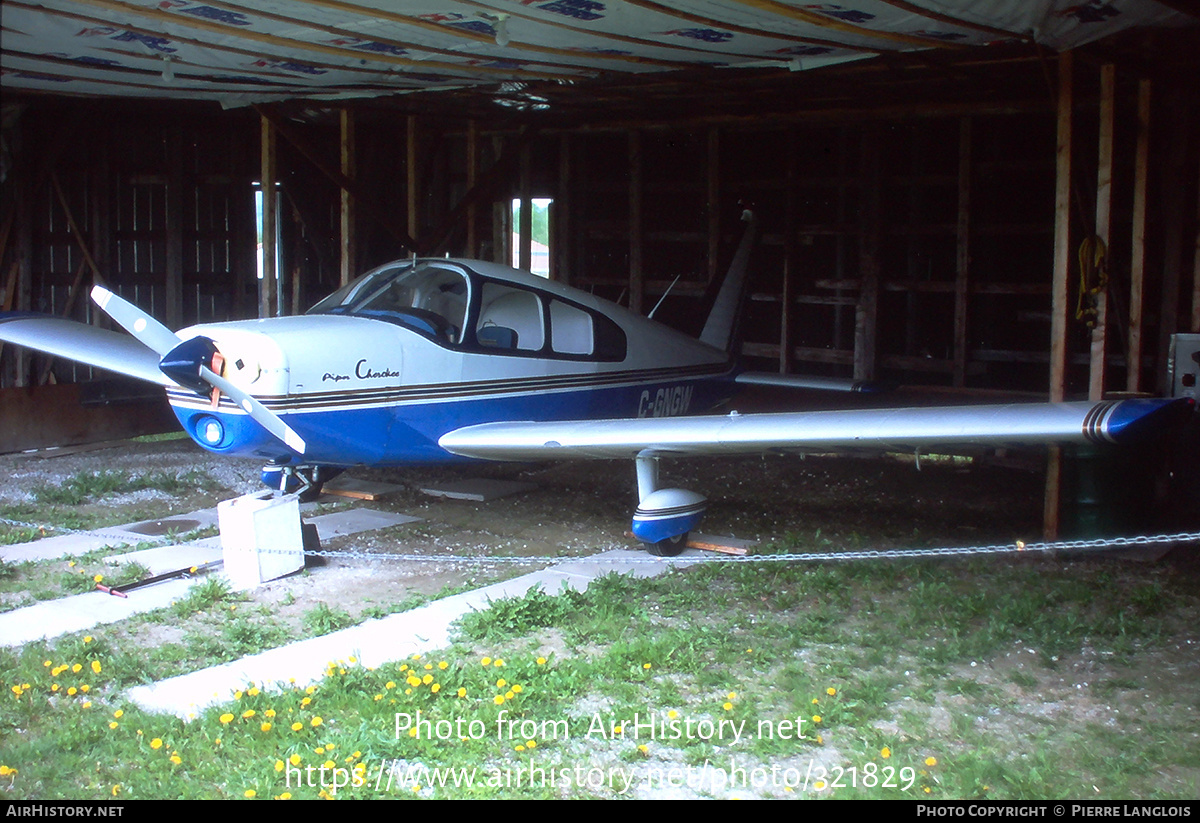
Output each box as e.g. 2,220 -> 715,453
1075,235 -> 1109,327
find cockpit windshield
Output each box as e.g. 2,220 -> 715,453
308,263 -> 469,344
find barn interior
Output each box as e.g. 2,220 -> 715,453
1,1 -> 1198,539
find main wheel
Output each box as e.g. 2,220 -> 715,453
643,532 -> 688,557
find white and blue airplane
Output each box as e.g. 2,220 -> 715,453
1,214 -> 1190,554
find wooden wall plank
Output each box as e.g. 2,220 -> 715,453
1088,63 -> 1115,401
339,108 -> 355,288
260,113 -> 276,319
629,131 -> 644,315
1127,79 -> 1151,391
954,116 -> 971,388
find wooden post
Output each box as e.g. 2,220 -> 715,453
1192,160 -> 1200,333
954,117 -> 972,388
1088,64 -> 1115,402
407,116 -> 419,251
260,113 -> 277,319
1158,90 -> 1189,393
165,126 -> 184,329
707,127 -> 720,284
781,133 -> 796,374
1127,79 -> 1151,391
555,134 -> 571,284
854,129 -> 881,382
466,120 -> 479,258
339,109 -> 356,288
1045,50 -> 1074,540
519,142 -> 532,272
629,130 -> 643,315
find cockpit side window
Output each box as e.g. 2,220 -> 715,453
476,283 -> 544,352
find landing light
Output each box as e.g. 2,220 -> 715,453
197,416 -> 224,446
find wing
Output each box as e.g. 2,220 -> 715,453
0,313 -> 174,387
438,398 -> 1192,461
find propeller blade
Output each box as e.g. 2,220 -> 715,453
200,365 -> 306,455
91,286 -> 181,356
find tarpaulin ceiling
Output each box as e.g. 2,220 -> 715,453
0,1 -> 1193,105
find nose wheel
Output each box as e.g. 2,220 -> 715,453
643,532 -> 688,557
261,464 -> 341,502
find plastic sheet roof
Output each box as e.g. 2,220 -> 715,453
0,1 -> 1193,105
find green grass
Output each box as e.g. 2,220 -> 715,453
1,532 -> 1196,799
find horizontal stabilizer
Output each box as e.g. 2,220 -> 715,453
736,372 -> 887,393
0,314 -> 174,387
439,399 -> 1193,462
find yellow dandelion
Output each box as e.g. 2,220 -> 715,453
219,713 -> 234,724
496,678 -> 507,689
526,740 -> 537,749
925,757 -> 937,767
406,676 -> 420,687
114,709 -> 124,719
422,674 -> 433,685
109,721 -> 119,730
111,785 -> 120,797
511,684 -> 523,694
278,792 -> 291,800
438,661 -> 448,670
638,744 -> 648,755
151,738 -> 163,749
423,663 -> 433,671
323,760 -> 335,770
242,710 -> 256,719
816,735 -> 824,744
244,789 -> 256,798
408,728 -> 418,738
812,715 -> 822,724
81,701 -> 92,709
811,698 -> 819,705
275,760 -> 285,772
494,659 -> 504,667
536,657 -> 546,665
260,722 -> 272,732
826,687 -> 837,696
494,695 -> 505,705
311,716 -> 323,727
72,663 -> 82,674
481,657 -> 492,666
305,685 -> 316,695
291,722 -> 303,732
93,574 -> 103,583
924,787 -> 931,794
289,754 -> 302,766
234,690 -> 243,700
667,710 -> 678,719
67,687 -> 77,696
505,690 -> 514,700
300,697 -> 311,707
881,747 -> 891,759
814,780 -> 826,790
457,688 -> 467,698
43,660 -> 52,667
80,685 -> 90,693
386,681 -> 396,689
431,684 -> 441,693
643,663 -> 651,670
723,702 -> 733,711
515,745 -> 525,752
170,754 -> 182,765
248,687 -> 260,697
727,691 -> 736,700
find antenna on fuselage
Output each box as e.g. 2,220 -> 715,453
648,274 -> 682,320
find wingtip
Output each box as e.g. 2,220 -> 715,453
91,285 -> 112,308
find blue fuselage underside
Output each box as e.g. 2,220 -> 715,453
171,376 -> 735,466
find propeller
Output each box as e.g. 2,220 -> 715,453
90,286 -> 306,455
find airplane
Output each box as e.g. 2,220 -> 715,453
1,212 -> 1192,554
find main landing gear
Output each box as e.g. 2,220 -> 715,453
260,463 -> 342,502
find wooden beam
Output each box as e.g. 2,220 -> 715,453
707,127 -> 720,283
519,142 -> 532,272
555,134 -> 571,283
629,130 -> 644,315
253,104 -> 417,253
407,116 -> 419,250
854,129 -> 881,382
1088,63 -> 1115,402
1158,89 -> 1190,392
165,126 -> 184,330
466,120 -> 479,258
260,113 -> 276,319
424,130 -> 537,258
780,133 -> 795,374
339,108 -> 355,288
1045,50 -> 1074,541
1193,158 -> 1200,333
954,117 -> 971,387
49,173 -> 106,289
1049,51 -> 1073,404
1127,79 -> 1151,392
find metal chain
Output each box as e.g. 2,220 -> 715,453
4,515 -> 1196,566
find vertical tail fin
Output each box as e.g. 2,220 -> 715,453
698,209 -> 758,353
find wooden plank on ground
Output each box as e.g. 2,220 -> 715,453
322,475 -> 405,501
